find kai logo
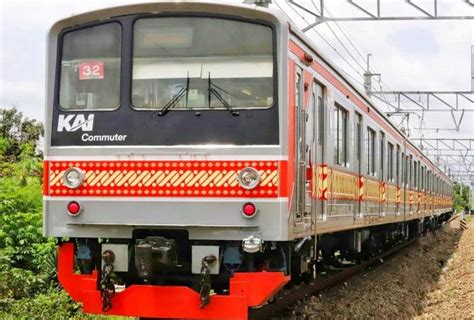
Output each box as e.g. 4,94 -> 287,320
57,114 -> 94,132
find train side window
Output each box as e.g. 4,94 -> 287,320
334,104 -> 348,166
420,165 -> 422,190
409,156 -> 413,188
59,23 -> 121,110
401,152 -> 405,186
430,171 -> 432,192
387,142 -> 394,182
295,73 -> 301,110
317,84 -> 324,146
419,163 -> 425,190
425,167 -> 427,191
413,161 -> 417,190
379,131 -> 385,180
355,113 -> 362,162
423,167 -> 425,191
395,145 -> 400,185
426,170 -> 428,192
423,167 -> 426,191
421,166 -> 424,190
366,127 -> 376,176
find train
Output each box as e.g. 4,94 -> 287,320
43,1 -> 453,319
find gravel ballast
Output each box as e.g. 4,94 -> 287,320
277,219 -> 473,319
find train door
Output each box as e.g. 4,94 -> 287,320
315,82 -> 326,220
354,112 -> 363,219
294,66 -> 305,224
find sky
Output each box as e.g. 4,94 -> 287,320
0,0 -> 472,180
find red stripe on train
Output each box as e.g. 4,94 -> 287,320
44,160 -> 288,198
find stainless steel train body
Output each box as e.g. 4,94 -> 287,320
42,2 -> 453,318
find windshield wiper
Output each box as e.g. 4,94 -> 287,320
208,75 -> 239,117
156,73 -> 189,117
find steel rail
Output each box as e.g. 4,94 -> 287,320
249,238 -> 417,319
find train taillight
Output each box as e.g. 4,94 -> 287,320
67,201 -> 81,216
242,202 -> 257,218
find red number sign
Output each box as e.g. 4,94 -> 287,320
79,61 -> 104,80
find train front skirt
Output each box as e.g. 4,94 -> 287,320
58,242 -> 290,319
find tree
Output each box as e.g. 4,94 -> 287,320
453,182 -> 471,212
0,107 -> 43,162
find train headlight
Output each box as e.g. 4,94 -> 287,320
62,167 -> 84,189
238,167 -> 260,190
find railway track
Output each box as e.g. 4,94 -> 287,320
249,238 -> 417,320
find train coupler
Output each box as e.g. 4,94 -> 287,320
199,254 -> 217,308
99,250 -> 116,312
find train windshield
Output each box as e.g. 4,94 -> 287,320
59,23 -> 121,110
132,17 -> 274,110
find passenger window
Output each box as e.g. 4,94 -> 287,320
317,84 -> 324,146
355,113 -> 362,162
59,23 -> 121,110
295,73 -> 301,110
379,132 -> 385,180
366,127 -> 376,176
334,104 -> 348,166
387,142 -> 394,182
401,152 -> 405,186
413,161 -> 417,189
395,145 -> 400,184
422,167 -> 426,190
409,156 -> 413,188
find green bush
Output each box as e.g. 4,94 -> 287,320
0,175 -> 42,216
0,109 -> 118,318
0,212 -> 55,272
0,288 -> 81,320
0,255 -> 50,300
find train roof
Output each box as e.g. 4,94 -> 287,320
48,1 -> 285,34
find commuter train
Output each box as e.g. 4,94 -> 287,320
43,2 -> 453,319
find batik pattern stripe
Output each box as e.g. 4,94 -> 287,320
45,161 -> 280,198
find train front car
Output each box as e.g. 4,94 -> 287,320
43,2 -> 291,319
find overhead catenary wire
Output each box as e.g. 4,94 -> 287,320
317,2 -> 421,133
309,1 -> 366,73
280,1 -> 423,135
307,2 -> 412,105
278,1 -> 365,78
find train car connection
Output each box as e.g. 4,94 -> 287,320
43,2 -> 453,319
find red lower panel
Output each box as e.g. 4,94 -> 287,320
58,243 -> 290,319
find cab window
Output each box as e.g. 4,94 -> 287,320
59,23 -> 121,110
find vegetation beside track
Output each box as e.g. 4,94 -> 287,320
0,108 -> 86,319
